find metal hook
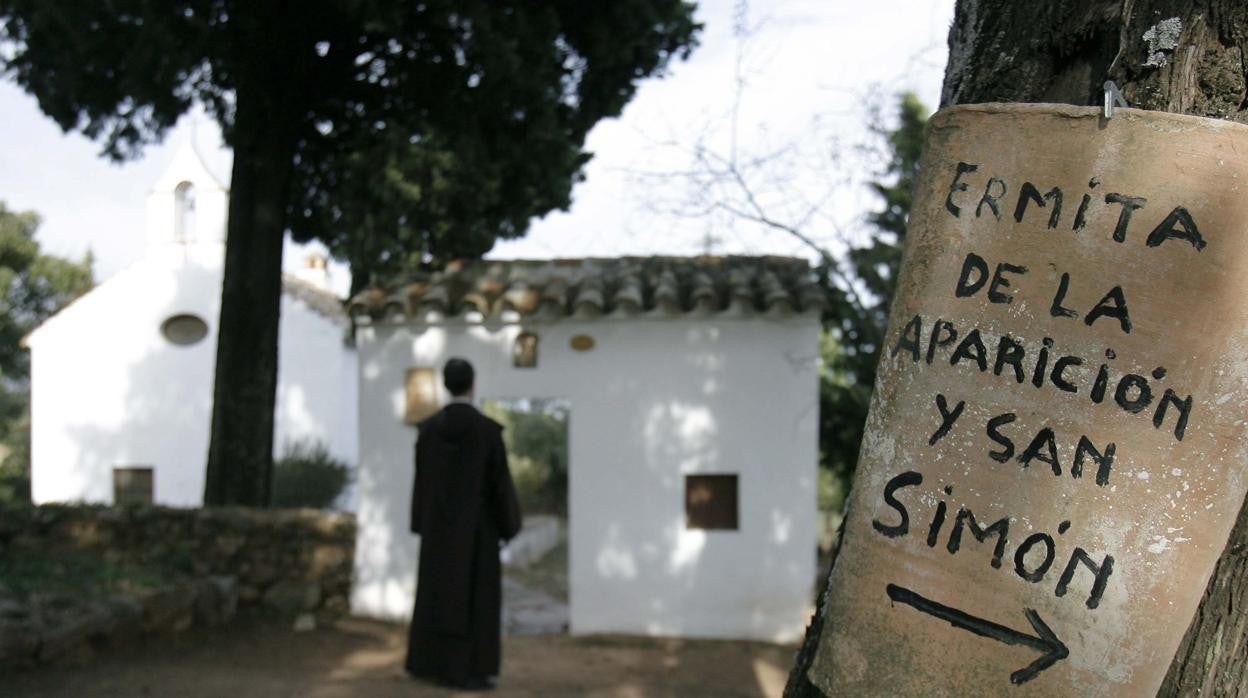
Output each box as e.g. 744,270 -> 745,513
1103,80 -> 1128,119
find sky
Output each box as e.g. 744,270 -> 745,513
0,0 -> 954,298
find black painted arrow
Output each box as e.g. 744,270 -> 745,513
885,583 -> 1069,685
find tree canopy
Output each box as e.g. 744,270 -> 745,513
0,1 -> 700,283
0,203 -> 93,382
820,92 -> 928,478
483,398 -> 569,516
0,1 -> 701,504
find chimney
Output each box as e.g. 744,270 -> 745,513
295,252 -> 331,290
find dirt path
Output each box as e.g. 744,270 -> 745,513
5,616 -> 795,697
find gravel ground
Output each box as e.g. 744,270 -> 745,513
4,615 -> 796,698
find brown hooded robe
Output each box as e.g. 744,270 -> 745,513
406,402 -> 523,684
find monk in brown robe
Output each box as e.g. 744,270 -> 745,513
406,358 -> 523,690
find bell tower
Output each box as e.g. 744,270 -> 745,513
145,142 -> 229,254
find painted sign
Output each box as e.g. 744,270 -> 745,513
809,104 -> 1248,695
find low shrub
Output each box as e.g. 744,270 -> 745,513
271,440 -> 351,510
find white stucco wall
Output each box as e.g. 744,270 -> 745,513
351,314 -> 819,642
145,142 -> 228,249
274,288 -> 360,510
28,250 -> 358,508
28,142 -> 357,509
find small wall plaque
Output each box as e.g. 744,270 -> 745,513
513,331 -> 539,368
570,334 -> 595,351
404,367 -> 439,424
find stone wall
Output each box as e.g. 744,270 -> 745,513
0,504 -> 355,615
0,504 -> 355,666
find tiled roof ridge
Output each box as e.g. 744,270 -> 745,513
349,254 -> 824,323
281,274 -> 349,326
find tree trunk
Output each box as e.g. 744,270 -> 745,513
785,1 -> 1248,694
202,3 -> 311,507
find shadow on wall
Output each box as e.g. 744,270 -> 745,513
354,322 -> 818,639
351,324 -> 432,620
56,334 -> 216,507
352,320 -> 815,640
47,272 -> 220,506
589,324 -> 816,641
601,385 -> 719,635
43,277 -> 351,509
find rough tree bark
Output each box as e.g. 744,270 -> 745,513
203,3 -> 314,507
785,2 -> 1248,695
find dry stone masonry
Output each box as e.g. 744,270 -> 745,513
0,504 -> 354,667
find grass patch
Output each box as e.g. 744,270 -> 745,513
0,548 -> 177,600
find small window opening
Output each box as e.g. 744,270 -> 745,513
113,467 -> 154,505
685,474 -> 739,530
174,181 -> 196,242
161,313 -> 209,346
513,331 -> 539,368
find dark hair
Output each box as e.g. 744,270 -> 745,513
443,357 -> 475,397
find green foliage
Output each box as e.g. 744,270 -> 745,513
0,203 -> 93,381
270,440 -> 352,510
820,93 -> 929,478
0,548 -> 173,600
0,462 -> 28,504
0,203 -> 93,503
817,466 -> 847,552
483,399 -> 569,516
0,1 -> 700,503
0,1 -> 701,285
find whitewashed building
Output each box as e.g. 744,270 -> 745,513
347,257 -> 822,642
25,139 -> 821,640
27,144 -> 358,508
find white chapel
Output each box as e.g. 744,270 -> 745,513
24,144 -> 823,644
26,144 -> 358,508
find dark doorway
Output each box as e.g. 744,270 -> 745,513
482,397 -> 570,634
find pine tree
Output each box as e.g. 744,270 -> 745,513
0,1 -> 700,505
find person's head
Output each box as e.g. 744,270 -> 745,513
443,357 -> 475,398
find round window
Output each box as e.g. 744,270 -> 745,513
161,313 -> 209,346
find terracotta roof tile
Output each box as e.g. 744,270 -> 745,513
282,274 -> 348,325
349,256 -> 823,322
